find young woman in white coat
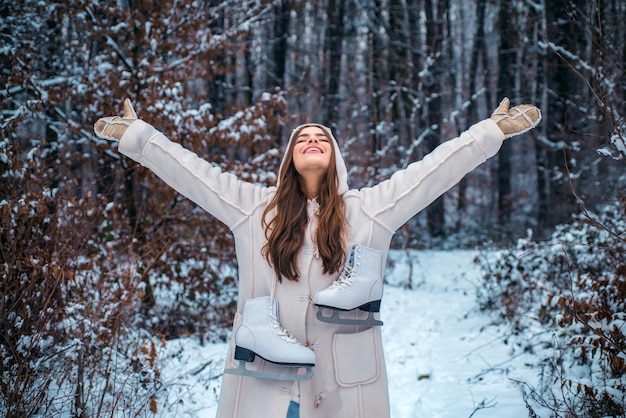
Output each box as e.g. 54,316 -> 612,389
94,98 -> 540,418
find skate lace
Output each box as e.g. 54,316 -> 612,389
270,313 -> 299,344
330,265 -> 356,290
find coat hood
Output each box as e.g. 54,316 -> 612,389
277,123 -> 350,195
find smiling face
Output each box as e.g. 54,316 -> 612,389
291,126 -> 333,176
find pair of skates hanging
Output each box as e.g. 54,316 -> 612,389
224,244 -> 383,381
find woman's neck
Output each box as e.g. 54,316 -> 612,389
301,173 -> 322,200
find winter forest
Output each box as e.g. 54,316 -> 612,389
1,0 -> 625,416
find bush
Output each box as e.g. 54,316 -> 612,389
0,109 -> 239,415
477,199 -> 626,417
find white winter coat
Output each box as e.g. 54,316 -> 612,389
118,118 -> 505,418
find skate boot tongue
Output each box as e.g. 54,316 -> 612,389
270,314 -> 299,344
330,266 -> 356,290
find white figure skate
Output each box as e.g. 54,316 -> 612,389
224,296 -> 316,381
314,244 -> 384,326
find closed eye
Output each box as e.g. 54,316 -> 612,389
295,132 -> 330,143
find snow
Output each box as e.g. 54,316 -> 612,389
156,250 -> 537,417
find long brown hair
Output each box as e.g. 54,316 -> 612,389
262,128 -> 347,282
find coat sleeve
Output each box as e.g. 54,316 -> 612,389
360,118 -> 505,232
118,120 -> 267,229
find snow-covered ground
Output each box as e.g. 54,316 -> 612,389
156,250 -> 539,417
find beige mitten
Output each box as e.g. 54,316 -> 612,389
490,97 -> 542,139
94,99 -> 138,141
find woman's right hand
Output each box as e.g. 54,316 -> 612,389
93,99 -> 138,141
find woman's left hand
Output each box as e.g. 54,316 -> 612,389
490,97 -> 542,139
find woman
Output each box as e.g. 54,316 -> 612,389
94,98 -> 540,417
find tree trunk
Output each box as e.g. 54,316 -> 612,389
273,0 -> 291,87
368,0 -> 388,181
324,0 -> 345,127
539,0 -> 585,232
496,0 -> 518,227
424,0 -> 446,238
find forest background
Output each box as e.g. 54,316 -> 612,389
1,0 -> 625,416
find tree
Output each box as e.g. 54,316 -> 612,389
323,0 -> 346,127
495,0 -> 518,226
424,0 -> 448,238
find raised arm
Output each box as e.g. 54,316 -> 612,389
94,99 -> 267,228
361,98 -> 541,232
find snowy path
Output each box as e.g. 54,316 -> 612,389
158,250 -> 533,417
383,250 -> 529,417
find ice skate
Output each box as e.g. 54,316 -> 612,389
224,296 -> 316,381
314,244 -> 384,326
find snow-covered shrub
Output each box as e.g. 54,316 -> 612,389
0,139 -> 165,416
477,199 -> 626,417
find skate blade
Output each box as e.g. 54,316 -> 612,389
316,307 -> 383,326
224,360 -> 314,381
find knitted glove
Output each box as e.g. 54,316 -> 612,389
94,99 -> 138,141
490,98 -> 541,139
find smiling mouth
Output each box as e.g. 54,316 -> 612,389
304,145 -> 324,154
